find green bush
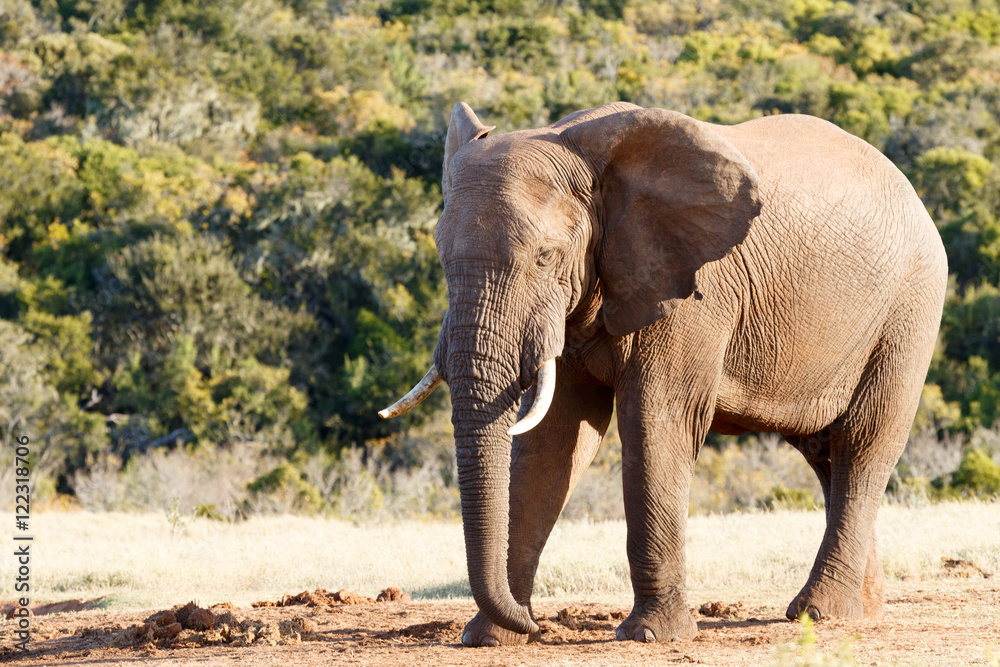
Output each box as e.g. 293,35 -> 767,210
763,485 -> 823,511
949,448 -> 1000,497
20,309 -> 98,397
246,463 -> 325,514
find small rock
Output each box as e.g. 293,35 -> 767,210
184,608 -> 215,631
333,590 -> 374,605
376,587 -> 411,603
145,610 -> 176,627
174,602 -> 198,626
156,623 -> 183,641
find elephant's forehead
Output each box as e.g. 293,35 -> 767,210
436,193 -> 538,260
449,130 -> 577,190
437,133 -> 591,264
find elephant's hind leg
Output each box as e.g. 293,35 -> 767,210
461,359 -> 614,647
787,429 -> 885,619
787,303 -> 937,622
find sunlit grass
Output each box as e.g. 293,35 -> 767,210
2,501 -> 997,610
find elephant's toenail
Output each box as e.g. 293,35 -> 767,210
670,636 -> 683,642
481,637 -> 499,647
807,606 -> 822,621
642,628 -> 656,643
462,632 -> 474,646
615,628 -> 626,641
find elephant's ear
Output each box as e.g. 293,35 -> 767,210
442,102 -> 495,203
562,108 -> 762,337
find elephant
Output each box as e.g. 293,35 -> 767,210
379,101 -> 948,645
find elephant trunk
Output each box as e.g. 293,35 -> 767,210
448,340 -> 539,635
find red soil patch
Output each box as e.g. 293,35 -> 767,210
3,582 -> 997,665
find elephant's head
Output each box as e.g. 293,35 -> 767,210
380,102 -> 762,634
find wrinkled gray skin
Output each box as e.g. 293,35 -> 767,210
423,102 -> 947,645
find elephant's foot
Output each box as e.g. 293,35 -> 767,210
461,610 -> 536,647
615,598 -> 698,643
786,582 -> 864,621
790,538 -> 885,622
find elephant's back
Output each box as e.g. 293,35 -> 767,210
713,113 -> 941,286
707,114 -> 947,434
719,115 -> 940,225
714,114 -> 925,225
714,113 -> 946,298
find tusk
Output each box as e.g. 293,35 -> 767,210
508,358 -> 557,436
378,365 -> 443,419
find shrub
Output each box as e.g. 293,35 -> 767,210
246,463 -> 325,514
70,454 -> 123,511
949,447 -> 1000,497
564,429 -> 824,519
764,484 -> 823,511
690,434 -> 822,514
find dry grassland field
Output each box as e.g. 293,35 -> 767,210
1,503 -> 999,665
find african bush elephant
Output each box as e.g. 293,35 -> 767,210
380,102 -> 947,645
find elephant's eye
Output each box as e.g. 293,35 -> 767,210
535,247 -> 557,268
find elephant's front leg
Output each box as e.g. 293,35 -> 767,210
615,382 -> 712,643
461,364 -> 614,647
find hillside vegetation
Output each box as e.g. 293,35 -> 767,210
2,0 -> 1000,515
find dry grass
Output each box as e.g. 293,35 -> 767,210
3,501 -> 997,612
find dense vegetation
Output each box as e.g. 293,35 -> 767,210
2,0 -> 1000,513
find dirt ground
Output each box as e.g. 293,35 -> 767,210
2,581 -> 998,666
